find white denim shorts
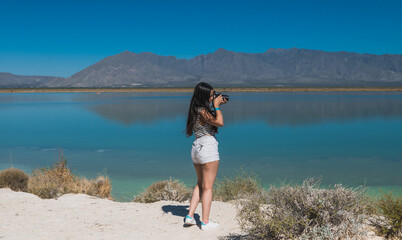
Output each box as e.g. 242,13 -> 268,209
191,135 -> 220,164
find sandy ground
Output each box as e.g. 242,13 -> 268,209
0,188 -> 243,240
0,188 -> 383,240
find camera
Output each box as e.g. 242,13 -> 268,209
213,91 -> 229,102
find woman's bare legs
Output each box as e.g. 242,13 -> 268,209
187,161 -> 220,223
201,160 -> 219,224
187,163 -> 203,217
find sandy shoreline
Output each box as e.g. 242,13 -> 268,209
1,87 -> 402,93
0,188 -> 384,240
0,188 -> 242,240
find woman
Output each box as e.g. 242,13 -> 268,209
184,82 -> 227,231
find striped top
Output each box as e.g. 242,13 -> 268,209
193,107 -> 217,138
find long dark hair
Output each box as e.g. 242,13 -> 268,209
186,82 -> 217,137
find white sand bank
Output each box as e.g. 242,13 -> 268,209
0,188 -> 383,240
0,188 -> 242,240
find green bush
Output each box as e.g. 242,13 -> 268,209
0,168 -> 29,191
214,171 -> 263,202
370,192 -> 402,239
133,178 -> 191,203
237,178 -> 370,240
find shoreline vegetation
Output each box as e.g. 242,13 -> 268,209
1,157 -> 401,239
1,87 -> 402,93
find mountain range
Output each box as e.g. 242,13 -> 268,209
1,48 -> 402,88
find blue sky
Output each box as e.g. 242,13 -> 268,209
1,0 -> 402,77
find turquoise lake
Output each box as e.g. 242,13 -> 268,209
0,92 -> 401,201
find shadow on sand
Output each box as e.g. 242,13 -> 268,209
161,205 -> 201,228
162,205 -> 250,238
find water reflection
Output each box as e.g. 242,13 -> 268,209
83,92 -> 402,126
1,92 -> 402,200
90,99 -> 188,125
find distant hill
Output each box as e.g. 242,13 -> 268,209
0,72 -> 64,88
2,48 -> 402,88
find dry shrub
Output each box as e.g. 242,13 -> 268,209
0,168 -> 29,191
237,178 -> 369,240
28,154 -> 112,199
133,178 -> 191,203
214,171 -> 263,202
370,192 -> 402,239
77,175 -> 113,199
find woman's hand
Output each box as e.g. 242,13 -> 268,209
213,95 -> 223,108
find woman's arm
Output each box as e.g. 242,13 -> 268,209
199,95 -> 226,127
